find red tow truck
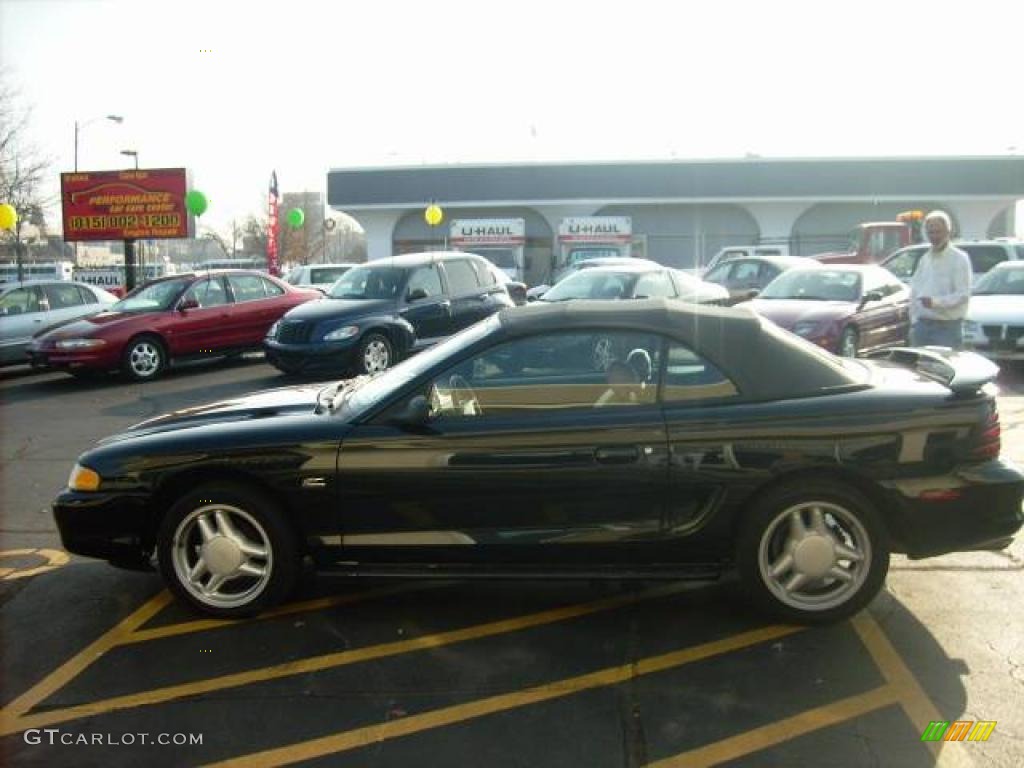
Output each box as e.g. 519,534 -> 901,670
814,210 -> 925,265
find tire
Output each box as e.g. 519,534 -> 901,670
839,327 -> 859,358
736,480 -> 889,625
157,481 -> 300,618
356,332 -> 393,375
122,335 -> 167,381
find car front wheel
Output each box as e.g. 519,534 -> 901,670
157,482 -> 300,618
736,481 -> 889,625
122,335 -> 167,381
839,327 -> 859,358
357,332 -> 393,375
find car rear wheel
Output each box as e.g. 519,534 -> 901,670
736,481 -> 889,625
839,327 -> 859,358
357,333 -> 392,375
158,482 -> 300,618
122,335 -> 167,381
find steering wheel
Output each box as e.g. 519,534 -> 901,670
448,373 -> 483,416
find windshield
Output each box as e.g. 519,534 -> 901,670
974,267 -> 1024,295
759,269 -> 861,302
329,266 -> 406,300
543,271 -> 638,301
568,248 -> 621,265
109,277 -> 191,312
339,316 -> 499,418
478,248 -> 518,269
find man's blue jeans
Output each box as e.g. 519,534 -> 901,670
910,318 -> 963,349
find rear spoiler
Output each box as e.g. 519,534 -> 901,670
865,347 -> 999,396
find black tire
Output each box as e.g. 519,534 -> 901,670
736,480 -> 889,625
121,334 -> 167,381
356,332 -> 393,375
839,327 -> 859,358
157,481 -> 300,619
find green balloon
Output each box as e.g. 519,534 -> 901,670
286,208 -> 305,228
185,190 -> 208,217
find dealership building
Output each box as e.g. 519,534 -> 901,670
327,155 -> 1024,285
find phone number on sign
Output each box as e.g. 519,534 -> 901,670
69,214 -> 182,230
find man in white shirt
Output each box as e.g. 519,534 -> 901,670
909,210 -> 972,348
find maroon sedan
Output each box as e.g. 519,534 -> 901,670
29,271 -> 320,380
739,264 -> 910,357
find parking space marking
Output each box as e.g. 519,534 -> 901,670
0,548 -> 69,580
201,624 -> 804,768
0,590 -> 171,729
123,582 -> 451,645
852,613 -> 975,768
1,582 -> 697,735
646,685 -> 899,768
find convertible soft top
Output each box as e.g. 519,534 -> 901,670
498,299 -> 862,400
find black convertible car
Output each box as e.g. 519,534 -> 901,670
55,300 -> 1023,623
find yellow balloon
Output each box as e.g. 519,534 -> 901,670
0,203 -> 17,231
424,204 -> 443,227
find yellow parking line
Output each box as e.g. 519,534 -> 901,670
851,613 -> 975,768
202,623 -> 803,768
0,590 -> 172,727
646,685 -> 899,767
0,582 -> 698,736
0,548 -> 70,580
124,582 -> 451,645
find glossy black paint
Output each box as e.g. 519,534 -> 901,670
54,301 -> 1024,576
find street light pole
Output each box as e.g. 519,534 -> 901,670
72,114 -> 124,268
120,149 -> 139,170
73,114 -> 124,172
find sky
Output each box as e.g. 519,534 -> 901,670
1,0 -> 1022,235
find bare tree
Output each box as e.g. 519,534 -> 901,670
0,70 -> 54,279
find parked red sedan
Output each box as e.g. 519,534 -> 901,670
738,264 -> 910,357
29,271 -> 320,380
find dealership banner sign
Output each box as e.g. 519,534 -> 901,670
61,168 -> 191,242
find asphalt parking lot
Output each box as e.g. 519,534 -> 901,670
1,355 -> 1022,767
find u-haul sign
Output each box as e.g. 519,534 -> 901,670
450,218 -> 526,245
558,216 -> 632,243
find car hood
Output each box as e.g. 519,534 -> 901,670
967,295 -> 1024,324
745,298 -> 854,328
110,382 -> 329,440
36,309 -> 153,339
283,297 -> 397,322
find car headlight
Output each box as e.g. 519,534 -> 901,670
266,320 -> 281,339
324,325 -> 359,341
68,463 -> 101,491
56,338 -> 106,350
792,322 -> 821,337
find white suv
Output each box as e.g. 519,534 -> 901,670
881,239 -> 1024,283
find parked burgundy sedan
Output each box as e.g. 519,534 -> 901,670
29,271 -> 320,380
739,265 -> 910,357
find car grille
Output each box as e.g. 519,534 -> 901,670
277,320 -> 313,345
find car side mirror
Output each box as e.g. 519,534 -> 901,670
406,288 -> 428,302
859,290 -> 883,308
745,288 -> 760,299
178,298 -> 200,312
394,395 -> 432,427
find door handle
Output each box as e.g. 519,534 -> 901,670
440,300 -> 452,309
595,446 -> 640,465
